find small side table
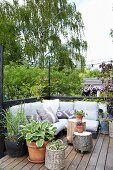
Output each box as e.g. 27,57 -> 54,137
67,119 -> 86,144
73,131 -> 93,153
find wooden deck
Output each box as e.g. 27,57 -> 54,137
0,134 -> 113,170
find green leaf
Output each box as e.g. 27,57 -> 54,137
36,139 -> 44,148
26,133 -> 33,140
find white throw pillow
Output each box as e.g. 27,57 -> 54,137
37,105 -> 59,123
85,110 -> 98,121
42,99 -> 59,115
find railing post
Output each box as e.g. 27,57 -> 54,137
48,55 -> 50,99
0,45 -> 3,116
0,45 -> 5,158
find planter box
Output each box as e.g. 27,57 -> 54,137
45,147 -> 65,170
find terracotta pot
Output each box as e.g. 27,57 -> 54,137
76,115 -> 83,122
76,125 -> 84,133
27,141 -> 49,163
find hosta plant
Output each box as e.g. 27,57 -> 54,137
20,120 -> 57,147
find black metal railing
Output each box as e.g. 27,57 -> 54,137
3,95 -> 113,110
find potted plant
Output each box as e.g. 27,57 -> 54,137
98,109 -> 104,119
76,121 -> 84,133
109,119 -> 113,138
4,107 -> 28,157
75,110 -> 85,121
20,120 -> 57,163
99,111 -> 109,135
45,139 -> 66,170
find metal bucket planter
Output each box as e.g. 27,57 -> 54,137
109,121 -> 113,138
45,146 -> 65,170
100,119 -> 109,135
5,138 -> 27,157
0,134 -> 5,158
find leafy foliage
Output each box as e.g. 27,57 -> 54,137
47,139 -> 66,150
75,110 -> 85,116
81,69 -> 102,78
3,106 -> 28,141
0,0 -> 87,69
20,120 -> 57,147
4,65 -> 83,99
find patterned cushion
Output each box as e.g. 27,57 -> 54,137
37,105 -> 59,123
56,109 -> 75,119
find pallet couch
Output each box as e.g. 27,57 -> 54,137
9,99 -> 104,138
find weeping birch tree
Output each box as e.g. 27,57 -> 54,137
0,0 -> 87,69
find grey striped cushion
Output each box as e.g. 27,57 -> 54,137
37,106 -> 59,123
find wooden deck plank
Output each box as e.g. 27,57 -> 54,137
0,155 -> 9,164
3,156 -> 27,170
1,134 -> 113,170
95,135 -> 109,170
64,149 -> 77,170
85,134 -> 104,170
20,162 -> 35,170
105,137 -> 113,170
65,145 -> 73,158
30,163 -> 44,170
67,153 -> 83,170
0,157 -> 17,169
11,157 -> 29,170
76,135 -> 98,170
39,166 -> 47,170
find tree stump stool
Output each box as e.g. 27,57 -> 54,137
67,119 -> 86,144
73,131 -> 93,153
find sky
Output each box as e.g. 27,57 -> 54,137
1,0 -> 113,68
74,0 -> 113,68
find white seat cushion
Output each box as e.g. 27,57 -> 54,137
53,119 -> 68,135
74,101 -> 99,120
85,119 -> 99,132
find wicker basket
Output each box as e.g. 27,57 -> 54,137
45,146 -> 65,170
109,121 -> 113,138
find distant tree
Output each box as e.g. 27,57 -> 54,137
0,0 -> 87,69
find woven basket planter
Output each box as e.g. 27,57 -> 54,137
45,146 -> 65,170
109,121 -> 113,138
